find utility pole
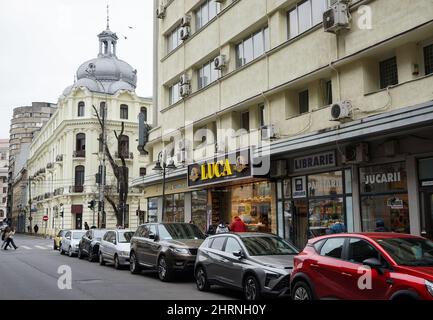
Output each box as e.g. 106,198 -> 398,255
28,176 -> 32,233
99,102 -> 107,228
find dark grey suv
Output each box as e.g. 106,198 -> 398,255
130,223 -> 206,281
194,232 -> 299,300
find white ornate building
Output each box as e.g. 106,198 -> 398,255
27,25 -> 152,235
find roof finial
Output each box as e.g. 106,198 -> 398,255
106,4 -> 110,30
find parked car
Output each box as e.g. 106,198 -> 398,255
60,230 -> 86,257
0,222 -> 8,232
291,233 -> 433,300
99,229 -> 134,269
54,229 -> 68,250
130,223 -> 206,281
78,229 -> 106,262
195,232 -> 298,300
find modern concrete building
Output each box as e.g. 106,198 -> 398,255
132,0 -> 433,246
27,24 -> 152,236
7,102 -> 57,230
0,139 -> 9,219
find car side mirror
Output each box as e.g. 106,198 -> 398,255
363,258 -> 384,274
66,236 -> 71,240
233,250 -> 245,259
149,233 -> 158,241
112,239 -> 116,245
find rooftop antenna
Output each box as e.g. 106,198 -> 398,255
106,4 -> 110,30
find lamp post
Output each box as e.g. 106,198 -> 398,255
152,151 -> 176,221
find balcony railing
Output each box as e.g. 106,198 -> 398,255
69,185 -> 84,193
44,192 -> 52,199
46,162 -> 54,169
115,151 -> 134,159
54,187 -> 64,196
73,150 -> 86,158
56,155 -> 63,162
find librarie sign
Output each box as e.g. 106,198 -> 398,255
293,151 -> 337,173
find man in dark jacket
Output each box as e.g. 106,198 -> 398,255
375,219 -> 389,232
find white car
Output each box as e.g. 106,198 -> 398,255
99,229 -> 134,269
60,230 -> 86,257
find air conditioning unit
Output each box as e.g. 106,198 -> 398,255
181,15 -> 191,27
179,73 -> 190,85
156,4 -> 166,19
330,100 -> 352,121
213,55 -> 227,70
343,142 -> 369,164
179,26 -> 191,40
176,150 -> 186,164
179,83 -> 191,97
261,124 -> 279,140
323,1 -> 351,33
270,160 -> 287,178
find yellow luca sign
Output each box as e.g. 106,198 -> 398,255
201,159 -> 233,181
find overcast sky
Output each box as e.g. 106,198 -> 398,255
0,0 -> 153,139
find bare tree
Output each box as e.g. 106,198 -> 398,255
92,105 -> 129,227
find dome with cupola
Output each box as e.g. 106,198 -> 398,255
62,23 -> 137,97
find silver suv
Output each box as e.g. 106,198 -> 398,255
194,232 -> 299,300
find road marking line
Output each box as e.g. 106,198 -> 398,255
21,246 -> 32,250
45,245 -> 52,249
35,245 -> 48,250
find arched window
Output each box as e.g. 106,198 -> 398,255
75,133 -> 86,157
74,165 -> 85,192
78,102 -> 85,117
120,104 -> 128,120
100,102 -> 106,120
140,107 -> 147,122
118,135 -> 129,158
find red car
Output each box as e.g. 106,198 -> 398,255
290,233 -> 433,300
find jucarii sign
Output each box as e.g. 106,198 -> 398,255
293,151 -> 336,172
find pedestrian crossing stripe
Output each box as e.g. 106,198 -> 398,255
21,246 -> 31,250
34,245 -> 48,250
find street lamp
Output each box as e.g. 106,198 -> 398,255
153,151 -> 177,221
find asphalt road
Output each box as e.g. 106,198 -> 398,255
0,234 -> 242,300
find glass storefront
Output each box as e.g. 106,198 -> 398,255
147,197 -> 158,223
164,193 -> 185,223
359,162 -> 410,233
191,190 -> 208,232
210,181 -> 277,234
281,170 -> 352,249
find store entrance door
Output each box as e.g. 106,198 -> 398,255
421,188 -> 433,240
75,213 -> 83,230
292,199 -> 309,249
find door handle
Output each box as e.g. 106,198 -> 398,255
310,263 -> 320,268
341,272 -> 352,277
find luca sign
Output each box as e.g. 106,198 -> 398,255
293,151 -> 336,172
188,149 -> 252,188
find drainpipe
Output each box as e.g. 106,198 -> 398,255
153,0 -> 159,128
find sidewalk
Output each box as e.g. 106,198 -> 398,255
17,232 -> 53,240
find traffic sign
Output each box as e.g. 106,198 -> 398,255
42,215 -> 49,222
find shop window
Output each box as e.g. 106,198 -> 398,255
163,193 -> 185,223
359,162 -> 409,233
299,90 -> 309,114
147,197 -> 158,223
424,44 -> 433,76
191,190 -> 207,232
379,57 -> 398,89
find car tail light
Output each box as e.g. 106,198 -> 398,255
426,280 -> 433,297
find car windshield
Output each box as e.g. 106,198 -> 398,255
158,224 -> 205,240
118,231 -> 134,243
73,231 -> 85,239
242,236 -> 299,256
93,230 -> 105,240
377,237 -> 433,267
59,230 -> 66,237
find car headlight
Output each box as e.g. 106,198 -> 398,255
171,248 -> 189,254
120,251 -> 129,257
426,280 -> 433,297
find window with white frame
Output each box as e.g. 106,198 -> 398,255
424,43 -> 433,76
288,0 -> 328,39
169,82 -> 181,105
236,27 -> 270,68
198,58 -> 220,89
196,0 -> 221,30
167,25 -> 183,53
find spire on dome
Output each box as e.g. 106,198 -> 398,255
106,4 -> 110,30
97,4 -> 118,58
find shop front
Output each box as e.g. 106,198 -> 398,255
418,157 -> 433,240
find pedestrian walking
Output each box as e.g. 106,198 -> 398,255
84,222 -> 90,230
216,220 -> 229,234
230,216 -> 247,232
33,224 -> 39,234
1,226 -> 10,249
4,227 -> 18,250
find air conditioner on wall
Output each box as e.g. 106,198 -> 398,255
323,1 -> 351,33
330,100 -> 352,121
179,26 -> 191,40
176,150 -> 186,164
179,73 -> 190,85
261,124 -> 279,140
179,84 -> 191,97
156,4 -> 166,19
181,15 -> 191,27
343,142 -> 369,164
213,55 -> 227,70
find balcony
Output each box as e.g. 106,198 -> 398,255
69,185 -> 84,193
46,162 -> 54,169
73,150 -> 86,158
55,155 -> 63,162
53,187 -> 64,196
44,192 -> 52,199
115,151 -> 134,159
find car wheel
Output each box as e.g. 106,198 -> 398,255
114,255 -> 121,270
77,248 -> 83,259
68,246 -> 73,257
292,281 -> 313,301
99,252 -> 106,266
59,247 -> 64,255
88,247 -> 95,262
243,275 -> 261,301
53,241 -> 57,250
130,252 -> 141,274
158,256 -> 173,282
195,266 -> 210,291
